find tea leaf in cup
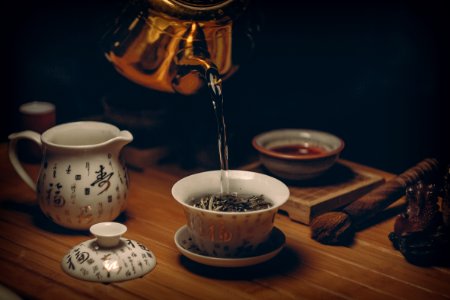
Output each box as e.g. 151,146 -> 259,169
190,194 -> 272,212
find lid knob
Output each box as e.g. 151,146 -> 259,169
90,222 -> 127,248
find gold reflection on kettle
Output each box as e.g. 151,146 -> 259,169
103,0 -> 251,95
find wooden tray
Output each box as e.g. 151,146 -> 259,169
242,160 -> 385,225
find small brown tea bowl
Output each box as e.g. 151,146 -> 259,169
252,129 -> 345,180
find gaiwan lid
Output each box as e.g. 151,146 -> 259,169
61,222 -> 156,283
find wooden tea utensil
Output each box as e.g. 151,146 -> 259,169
310,158 -> 440,245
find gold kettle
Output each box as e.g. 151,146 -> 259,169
103,0 -> 254,95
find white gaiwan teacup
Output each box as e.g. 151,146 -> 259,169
171,170 -> 290,258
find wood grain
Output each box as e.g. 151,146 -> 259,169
0,144 -> 449,300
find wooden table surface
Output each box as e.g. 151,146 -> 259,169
1,143 -> 449,300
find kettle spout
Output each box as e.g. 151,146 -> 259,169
172,22 -> 217,95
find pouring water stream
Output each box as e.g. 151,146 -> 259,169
206,67 -> 229,195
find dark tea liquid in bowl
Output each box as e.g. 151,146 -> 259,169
271,144 -> 326,156
188,194 -> 273,212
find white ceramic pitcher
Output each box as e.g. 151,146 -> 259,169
8,121 -> 133,230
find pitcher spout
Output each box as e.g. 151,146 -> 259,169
110,130 -> 134,149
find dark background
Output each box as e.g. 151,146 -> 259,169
2,0 -> 449,173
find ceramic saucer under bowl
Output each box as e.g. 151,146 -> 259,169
174,225 -> 285,267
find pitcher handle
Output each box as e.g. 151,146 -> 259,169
8,131 -> 42,191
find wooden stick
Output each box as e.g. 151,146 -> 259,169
310,158 -> 440,245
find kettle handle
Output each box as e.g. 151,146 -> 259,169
8,131 -> 42,191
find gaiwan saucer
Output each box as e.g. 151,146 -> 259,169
61,222 -> 156,283
174,225 -> 285,268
